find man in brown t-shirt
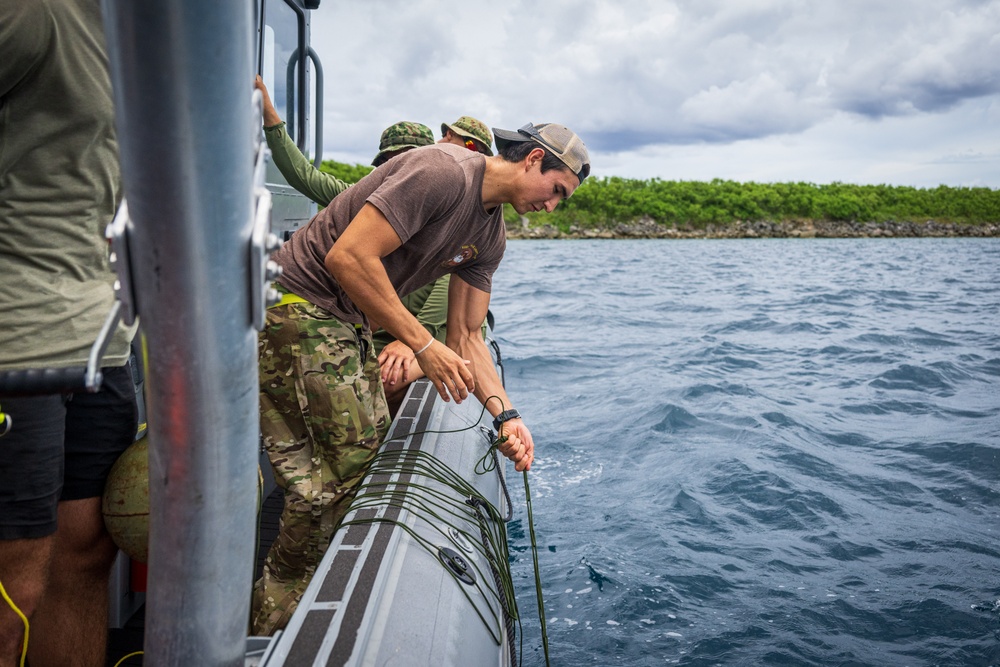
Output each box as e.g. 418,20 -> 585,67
252,122 -> 590,634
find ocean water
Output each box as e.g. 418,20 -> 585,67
488,238 -> 1000,667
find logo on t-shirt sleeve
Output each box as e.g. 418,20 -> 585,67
441,244 -> 479,268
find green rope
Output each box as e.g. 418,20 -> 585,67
337,394 -> 550,666
523,468 -> 549,665
340,446 -> 513,643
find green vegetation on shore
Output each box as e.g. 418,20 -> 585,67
320,159 -> 1000,234
320,160 -> 374,185
527,177 -> 1000,232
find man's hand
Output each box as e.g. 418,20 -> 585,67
498,418 -> 534,472
413,339 -> 474,404
254,75 -> 282,127
378,339 -> 415,387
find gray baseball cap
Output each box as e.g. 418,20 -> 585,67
492,122 -> 590,183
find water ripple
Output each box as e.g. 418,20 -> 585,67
490,239 -> 1000,666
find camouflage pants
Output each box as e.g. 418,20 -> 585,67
251,300 -> 389,635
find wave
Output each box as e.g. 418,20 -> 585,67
869,363 -> 955,393
494,239 -> 1000,666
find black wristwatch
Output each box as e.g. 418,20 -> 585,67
492,409 -> 521,431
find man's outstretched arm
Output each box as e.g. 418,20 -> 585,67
445,275 -> 534,471
326,203 -> 475,404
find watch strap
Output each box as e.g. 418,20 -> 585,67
492,408 -> 520,431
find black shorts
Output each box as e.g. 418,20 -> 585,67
0,364 -> 138,540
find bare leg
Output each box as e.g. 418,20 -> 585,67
26,498 -> 118,667
0,536 -> 53,667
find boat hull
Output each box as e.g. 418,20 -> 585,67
259,378 -> 512,667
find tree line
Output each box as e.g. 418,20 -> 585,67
320,160 -> 1000,231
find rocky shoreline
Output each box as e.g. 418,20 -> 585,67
506,217 -> 1000,239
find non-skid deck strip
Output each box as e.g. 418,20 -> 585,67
283,380 -> 433,665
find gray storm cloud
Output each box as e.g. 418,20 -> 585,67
307,0 -> 1000,185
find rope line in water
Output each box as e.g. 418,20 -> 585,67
524,467 -> 550,665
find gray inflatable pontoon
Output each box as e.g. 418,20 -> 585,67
257,372 -> 515,667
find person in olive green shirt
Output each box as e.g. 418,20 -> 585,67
0,1 -> 138,665
253,75 -> 496,200
255,75 -> 350,205
256,75 -> 440,207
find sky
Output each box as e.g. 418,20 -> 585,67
308,0 -> 1000,188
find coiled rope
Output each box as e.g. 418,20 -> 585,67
338,397 -> 550,667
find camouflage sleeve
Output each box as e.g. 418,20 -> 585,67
264,122 -> 348,206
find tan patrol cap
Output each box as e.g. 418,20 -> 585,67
441,116 -> 494,155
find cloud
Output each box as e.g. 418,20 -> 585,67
679,73 -> 819,141
598,98 -> 1000,187
306,0 -> 1000,185
824,1 -> 1000,117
